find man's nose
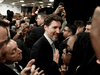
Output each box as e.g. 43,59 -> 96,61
56,28 -> 61,34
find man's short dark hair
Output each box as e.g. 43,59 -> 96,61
86,21 -> 91,25
66,24 -> 77,35
37,12 -> 47,19
74,20 -> 85,28
44,14 -> 62,26
0,19 -> 10,27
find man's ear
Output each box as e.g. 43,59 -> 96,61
68,31 -> 72,36
77,27 -> 80,30
0,56 -> 6,63
44,25 -> 47,30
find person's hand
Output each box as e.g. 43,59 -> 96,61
21,59 -> 45,75
21,59 -> 35,75
3,19 -> 10,23
37,6 -> 42,11
59,65 -> 68,75
61,9 -> 66,20
54,5 -> 64,14
32,4 -> 36,15
30,65 -> 44,75
53,48 -> 60,64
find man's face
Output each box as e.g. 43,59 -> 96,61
61,49 -> 72,65
78,26 -> 85,33
85,25 -> 92,33
61,35 -> 77,65
44,20 -> 61,41
0,27 -> 8,55
62,26 -> 72,38
17,14 -> 22,20
36,15 -> 44,26
2,40 -> 22,64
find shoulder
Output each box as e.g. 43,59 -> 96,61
34,35 -> 46,45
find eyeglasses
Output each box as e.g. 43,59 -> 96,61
65,45 -> 73,55
66,48 -> 73,54
63,29 -> 70,32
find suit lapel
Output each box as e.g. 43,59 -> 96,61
0,62 -> 18,75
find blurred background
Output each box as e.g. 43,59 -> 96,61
0,0 -> 100,24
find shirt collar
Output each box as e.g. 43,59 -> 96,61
5,63 -> 15,69
41,24 -> 44,26
44,33 -> 53,45
65,37 -> 70,40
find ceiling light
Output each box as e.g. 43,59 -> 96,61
47,6 -> 50,8
20,0 -> 24,2
0,0 -> 4,3
48,3 -> 52,5
31,3 -> 34,4
49,0 -> 54,2
39,1 -> 43,3
12,2 -> 15,5
22,4 -> 26,6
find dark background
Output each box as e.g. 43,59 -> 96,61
53,0 -> 100,24
22,0 -> 100,25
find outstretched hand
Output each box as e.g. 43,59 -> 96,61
21,59 -> 44,75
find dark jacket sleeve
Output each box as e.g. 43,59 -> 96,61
14,39 -> 31,68
29,15 -> 37,24
25,28 -> 37,48
30,38 -> 61,75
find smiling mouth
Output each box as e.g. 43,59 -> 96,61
54,33 -> 59,37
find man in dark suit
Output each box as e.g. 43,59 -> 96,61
0,39 -> 44,75
59,24 -> 76,55
25,13 -> 47,48
30,14 -> 62,75
14,39 -> 31,68
0,20 -> 43,75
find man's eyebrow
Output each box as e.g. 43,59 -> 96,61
0,40 -> 7,48
66,44 -> 70,47
5,27 -> 9,38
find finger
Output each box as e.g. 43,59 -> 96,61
61,65 -> 63,69
21,67 -> 31,74
33,71 -> 38,75
55,49 -> 59,54
59,68 -> 62,72
23,67 -> 31,71
35,67 -> 40,71
26,59 -> 35,67
41,73 -> 45,75
63,49 -> 66,53
53,49 -> 55,54
96,59 -> 100,65
31,65 -> 36,73
38,70 -> 44,75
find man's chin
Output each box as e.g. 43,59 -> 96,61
51,38 -> 58,41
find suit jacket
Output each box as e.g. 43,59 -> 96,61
0,62 -> 18,75
30,35 -> 60,75
14,39 -> 31,68
59,38 -> 69,55
25,25 -> 45,48
0,39 -> 30,75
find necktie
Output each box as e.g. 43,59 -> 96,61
51,43 -> 55,52
15,63 -> 22,73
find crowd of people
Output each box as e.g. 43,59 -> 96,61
0,2 -> 100,75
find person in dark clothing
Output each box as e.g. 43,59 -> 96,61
25,13 -> 47,48
59,24 -> 76,54
30,14 -> 62,75
64,32 -> 100,75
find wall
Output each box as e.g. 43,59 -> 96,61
0,3 -> 21,15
